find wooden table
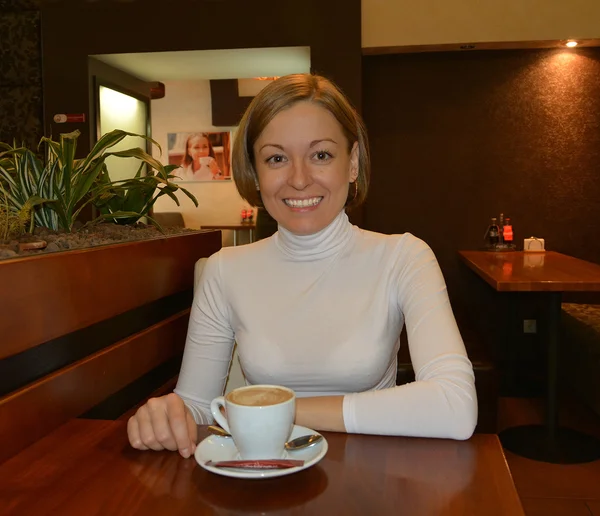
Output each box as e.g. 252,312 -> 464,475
0,419 -> 524,515
201,223 -> 256,246
459,250 -> 600,464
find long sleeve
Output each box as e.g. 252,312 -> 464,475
174,254 -> 235,424
171,212 -> 476,439
342,239 -> 477,439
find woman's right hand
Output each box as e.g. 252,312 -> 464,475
127,393 -> 198,458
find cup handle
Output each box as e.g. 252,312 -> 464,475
210,396 -> 230,433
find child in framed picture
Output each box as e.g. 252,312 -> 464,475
179,132 -> 225,181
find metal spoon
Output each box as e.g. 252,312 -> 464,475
207,425 -> 323,450
207,425 -> 231,438
285,433 -> 323,451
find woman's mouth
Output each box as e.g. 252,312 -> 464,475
283,197 -> 323,208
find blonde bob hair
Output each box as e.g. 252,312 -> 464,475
232,73 -> 370,209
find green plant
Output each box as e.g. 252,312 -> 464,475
0,142 -> 52,233
93,161 -> 197,230
0,180 -> 27,240
0,130 -> 197,233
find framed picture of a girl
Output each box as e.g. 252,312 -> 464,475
167,131 -> 232,182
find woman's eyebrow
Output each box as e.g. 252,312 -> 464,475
258,138 -> 337,152
259,143 -> 285,152
309,138 -> 337,147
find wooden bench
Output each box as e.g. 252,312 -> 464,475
0,231 -> 221,464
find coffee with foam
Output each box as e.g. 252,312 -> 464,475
227,386 -> 293,407
211,385 -> 296,459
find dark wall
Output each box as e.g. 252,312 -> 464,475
363,48 -> 600,391
0,0 -> 42,147
210,79 -> 252,127
40,0 -> 362,157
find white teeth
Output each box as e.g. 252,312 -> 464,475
284,197 -> 322,208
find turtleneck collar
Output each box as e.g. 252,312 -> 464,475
274,210 -> 354,261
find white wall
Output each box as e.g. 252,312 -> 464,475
151,80 -> 252,246
99,86 -> 147,183
362,0 -> 600,48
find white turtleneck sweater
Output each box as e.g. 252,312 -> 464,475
175,211 -> 477,439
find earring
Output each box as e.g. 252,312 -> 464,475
254,178 -> 260,191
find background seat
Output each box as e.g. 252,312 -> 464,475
396,329 -> 499,434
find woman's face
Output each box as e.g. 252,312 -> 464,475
253,101 -> 358,236
187,136 -> 210,160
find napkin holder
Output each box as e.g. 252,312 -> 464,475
524,237 -> 545,252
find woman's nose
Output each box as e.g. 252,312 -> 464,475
288,160 -> 312,189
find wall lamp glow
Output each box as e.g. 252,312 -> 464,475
564,40 -> 579,48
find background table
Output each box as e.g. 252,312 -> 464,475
460,250 -> 600,464
0,419 -> 524,515
201,223 -> 256,246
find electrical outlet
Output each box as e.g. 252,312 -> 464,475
523,319 -> 537,334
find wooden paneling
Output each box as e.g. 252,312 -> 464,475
588,501 -> 600,516
0,231 -> 220,359
0,310 -> 189,464
117,375 -> 179,422
521,498 -> 594,516
0,290 -> 191,397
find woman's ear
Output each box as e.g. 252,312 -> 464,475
349,141 -> 359,183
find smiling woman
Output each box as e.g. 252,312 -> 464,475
233,74 -> 369,213
252,102 -> 359,236
127,73 -> 477,459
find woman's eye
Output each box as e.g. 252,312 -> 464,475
266,154 -> 287,165
313,150 -> 333,161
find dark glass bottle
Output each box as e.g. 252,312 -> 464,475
488,217 -> 500,246
498,213 -> 505,244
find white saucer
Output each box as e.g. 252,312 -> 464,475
195,424 -> 328,479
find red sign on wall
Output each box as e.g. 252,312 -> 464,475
53,113 -> 86,124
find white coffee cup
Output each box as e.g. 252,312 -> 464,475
210,385 -> 295,460
199,156 -> 213,167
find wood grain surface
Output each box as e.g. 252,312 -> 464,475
459,251 -> 600,292
0,311 -> 189,464
0,419 -> 524,515
0,231 -> 220,359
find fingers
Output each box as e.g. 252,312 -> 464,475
136,401 -> 171,451
127,394 -> 197,458
127,415 -> 149,450
186,407 -> 199,449
164,393 -> 196,458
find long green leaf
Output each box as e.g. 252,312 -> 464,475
59,130 -> 78,209
70,158 -> 107,209
175,186 -> 199,207
105,147 -> 168,175
76,129 -> 162,174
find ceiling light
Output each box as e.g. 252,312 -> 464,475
565,40 -> 579,48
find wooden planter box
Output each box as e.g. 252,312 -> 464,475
0,230 -> 221,464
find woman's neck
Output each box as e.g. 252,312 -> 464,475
274,210 -> 354,261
